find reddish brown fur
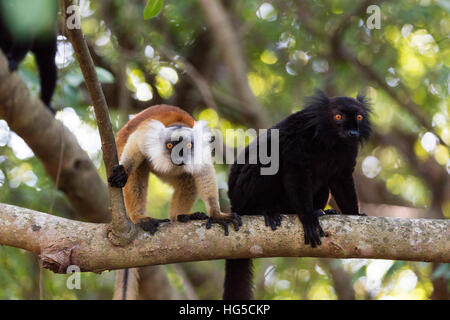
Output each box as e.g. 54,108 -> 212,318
112,104 -> 238,300
116,105 -> 195,156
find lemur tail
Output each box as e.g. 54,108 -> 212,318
223,259 -> 254,300
113,268 -> 140,300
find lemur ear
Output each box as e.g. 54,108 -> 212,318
304,89 -> 329,110
356,92 -> 371,112
312,89 -> 329,104
356,93 -> 366,103
146,119 -> 166,136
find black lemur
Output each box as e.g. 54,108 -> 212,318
0,1 -> 58,113
225,91 -> 371,299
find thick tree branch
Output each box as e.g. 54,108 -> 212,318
61,0 -> 134,245
0,203 -> 448,274
0,51 -> 110,223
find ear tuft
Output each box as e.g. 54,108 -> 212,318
307,89 -> 329,106
356,92 -> 371,112
301,89 -> 330,132
356,93 -> 366,103
303,89 -> 330,114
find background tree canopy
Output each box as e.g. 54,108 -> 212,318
0,0 -> 448,299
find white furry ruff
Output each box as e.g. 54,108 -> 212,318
140,120 -> 173,173
139,119 -> 214,175
186,120 -> 213,173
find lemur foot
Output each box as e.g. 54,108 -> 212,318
299,210 -> 327,248
138,217 -> 170,235
108,165 -> 128,188
206,212 -> 242,236
177,212 -> 209,222
263,213 -> 282,230
323,209 -> 340,215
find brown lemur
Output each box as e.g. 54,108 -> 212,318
108,104 -> 241,231
108,104 -> 241,299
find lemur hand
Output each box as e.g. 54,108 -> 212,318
139,217 -> 170,235
108,165 -> 128,188
206,212 -> 242,236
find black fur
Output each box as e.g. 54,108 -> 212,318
205,212 -> 242,236
223,259 -> 254,300
138,217 -> 170,235
122,268 -> 129,300
108,165 -> 128,188
0,2 -> 57,113
177,212 -> 209,222
224,90 -> 371,299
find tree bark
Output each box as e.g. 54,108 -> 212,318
0,51 -> 110,223
61,0 -> 134,245
1,203 -> 448,274
321,259 -> 355,300
138,266 -> 183,300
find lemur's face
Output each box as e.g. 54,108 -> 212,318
329,97 -> 370,142
163,125 -> 195,166
142,120 -> 213,174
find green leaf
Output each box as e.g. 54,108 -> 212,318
65,70 -> 85,87
64,68 -> 114,86
143,0 -> 163,20
383,261 -> 405,284
95,67 -> 115,84
432,264 -> 450,280
352,265 -> 367,282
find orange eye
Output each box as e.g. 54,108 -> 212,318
356,114 -> 363,121
186,142 -> 193,149
166,142 -> 173,149
334,114 -> 343,121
